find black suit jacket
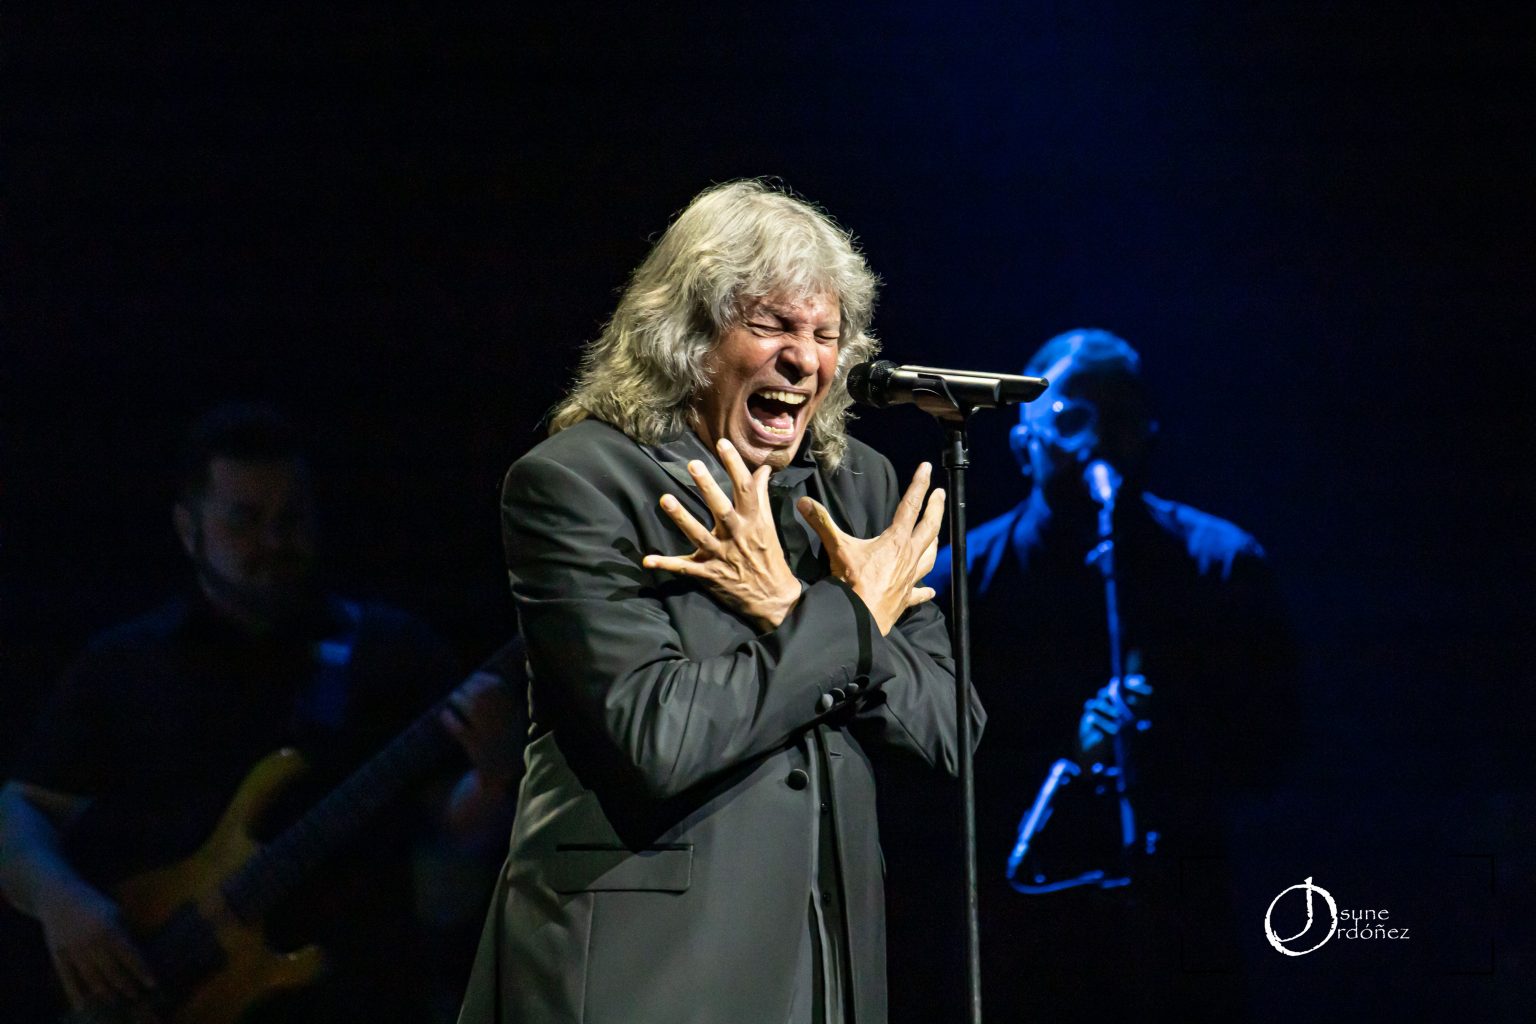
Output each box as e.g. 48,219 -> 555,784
459,419 -> 982,1024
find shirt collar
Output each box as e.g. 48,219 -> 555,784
647,428 -> 818,500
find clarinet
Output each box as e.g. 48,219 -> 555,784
1005,460 -> 1147,894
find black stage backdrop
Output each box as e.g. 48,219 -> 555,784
4,4 -> 1532,1021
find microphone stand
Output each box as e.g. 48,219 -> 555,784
943,413 -> 984,1024
906,381 -> 984,1024
853,363 -> 1047,1024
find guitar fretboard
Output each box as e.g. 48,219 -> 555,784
220,700 -> 459,921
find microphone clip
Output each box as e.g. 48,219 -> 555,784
846,360 -> 1050,424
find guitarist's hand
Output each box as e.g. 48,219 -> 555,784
440,670 -> 522,786
37,880 -> 158,1018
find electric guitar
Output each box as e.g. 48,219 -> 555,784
62,642 -> 524,1024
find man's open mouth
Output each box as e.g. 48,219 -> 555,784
745,387 -> 809,442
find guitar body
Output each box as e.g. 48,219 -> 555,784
112,749 -> 324,1024
56,647 -> 511,1024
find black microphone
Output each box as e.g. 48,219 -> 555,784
846,360 -> 1049,415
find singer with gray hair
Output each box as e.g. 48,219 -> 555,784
550,179 -> 880,469
458,180 -> 984,1024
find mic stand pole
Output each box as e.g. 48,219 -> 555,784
941,412 -> 984,1024
902,374 -> 1040,1023
900,376 -> 985,1024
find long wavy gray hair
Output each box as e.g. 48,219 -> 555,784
549,179 -> 880,468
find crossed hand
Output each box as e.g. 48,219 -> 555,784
643,438 -> 946,636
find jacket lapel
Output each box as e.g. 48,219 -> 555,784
813,461 -> 859,536
641,430 -> 848,535
639,433 -> 727,523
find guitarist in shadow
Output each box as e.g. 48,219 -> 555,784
0,403 -> 522,1024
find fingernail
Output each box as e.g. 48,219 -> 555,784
660,494 -> 676,509
718,437 -> 732,450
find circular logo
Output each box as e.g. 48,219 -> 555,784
1264,876 -> 1339,956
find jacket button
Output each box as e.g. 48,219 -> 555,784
786,768 -> 810,790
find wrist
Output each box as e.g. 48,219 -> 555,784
38,877 -> 107,924
867,586 -> 902,636
843,581 -> 898,636
755,578 -> 805,631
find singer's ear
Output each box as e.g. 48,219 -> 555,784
1008,424 -> 1032,478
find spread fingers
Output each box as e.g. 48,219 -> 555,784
654,494 -> 720,552
797,496 -> 845,548
915,536 -> 939,579
715,439 -> 760,513
907,585 -> 937,607
913,486 -> 947,550
686,460 -> 735,523
641,552 -> 710,578
891,462 -> 933,533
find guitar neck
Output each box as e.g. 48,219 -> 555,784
220,700 -> 459,921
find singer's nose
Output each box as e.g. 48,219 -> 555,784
779,335 -> 819,383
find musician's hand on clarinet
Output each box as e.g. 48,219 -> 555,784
798,462 -> 946,636
1078,674 -> 1151,757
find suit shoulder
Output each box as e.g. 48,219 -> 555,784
502,420 -> 639,497
830,434 -> 895,480
820,437 -> 906,539
511,419 -> 630,473
1142,493 -> 1266,575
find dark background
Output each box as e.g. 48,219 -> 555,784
4,3 -> 1532,1021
